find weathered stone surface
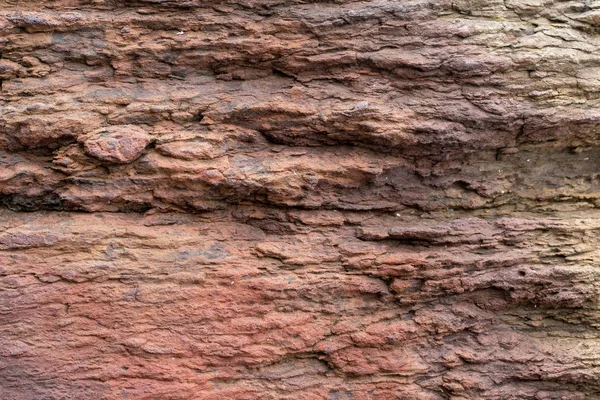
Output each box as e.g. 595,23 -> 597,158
82,125 -> 152,164
1,208 -> 600,399
1,0 -> 600,399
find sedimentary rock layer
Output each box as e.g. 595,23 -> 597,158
1,0 -> 599,213
1,208 -> 600,399
1,0 -> 599,399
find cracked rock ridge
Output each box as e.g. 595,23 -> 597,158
1,0 -> 599,399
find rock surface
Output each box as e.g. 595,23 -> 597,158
82,125 -> 152,164
0,0 -> 599,399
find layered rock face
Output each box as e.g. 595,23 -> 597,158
1,1 -> 600,399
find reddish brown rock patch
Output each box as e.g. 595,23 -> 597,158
82,125 -> 152,164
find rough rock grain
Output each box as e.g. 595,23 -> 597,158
1,0 -> 600,399
82,125 -> 152,164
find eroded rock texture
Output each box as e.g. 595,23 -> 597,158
1,0 -> 600,399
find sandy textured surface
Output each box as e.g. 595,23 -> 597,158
1,1 -> 600,398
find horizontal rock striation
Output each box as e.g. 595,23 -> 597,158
2,208 -> 600,399
1,0 -> 600,399
1,0 -> 599,213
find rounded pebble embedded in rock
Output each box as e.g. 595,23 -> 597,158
83,125 -> 151,164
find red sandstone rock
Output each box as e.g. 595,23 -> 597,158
1,0 -> 600,399
0,209 -> 599,399
82,125 -> 152,164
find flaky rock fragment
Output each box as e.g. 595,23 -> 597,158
82,125 -> 151,164
0,59 -> 20,80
